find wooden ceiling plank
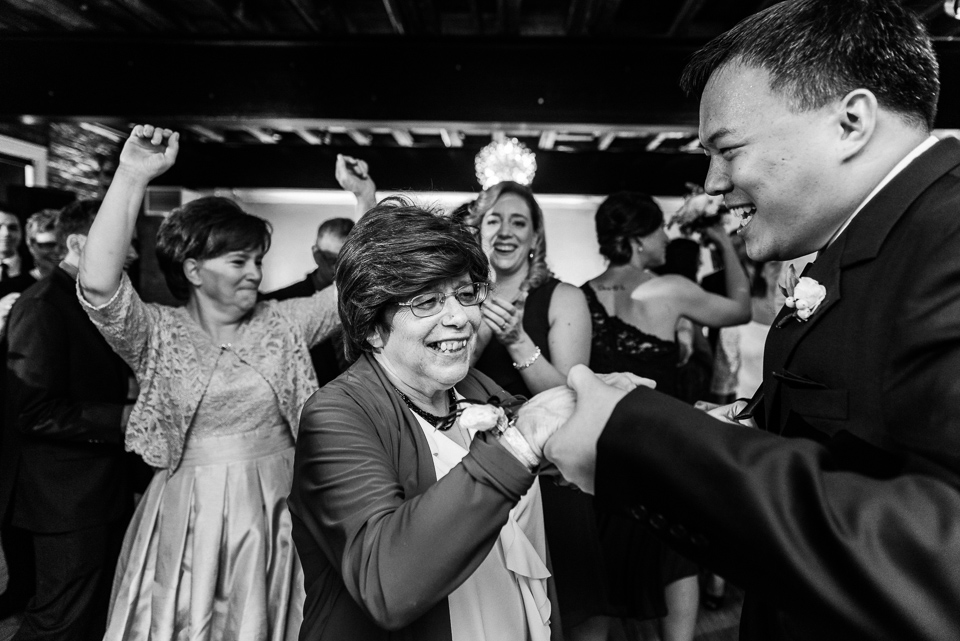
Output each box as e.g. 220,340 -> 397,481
439,129 -> 463,148
538,130 -> 557,150
188,125 -> 226,143
666,0 -> 708,38
99,0 -> 184,32
241,126 -> 278,143
280,0 -> 321,33
391,129 -> 414,146
597,131 -> 617,150
381,0 -> 407,34
293,128 -> 323,144
347,129 -> 373,146
5,0 -> 99,29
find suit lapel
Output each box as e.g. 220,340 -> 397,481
761,137 -> 960,432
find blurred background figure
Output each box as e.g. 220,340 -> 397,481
583,191 -> 750,641
263,216 -> 354,386
0,199 -> 144,641
24,210 -> 62,282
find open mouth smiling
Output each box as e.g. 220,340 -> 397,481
727,204 -> 757,229
428,339 -> 469,354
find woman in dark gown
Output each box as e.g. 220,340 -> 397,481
584,191 -> 751,641
467,182 -> 609,641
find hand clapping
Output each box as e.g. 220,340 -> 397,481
482,290 -> 527,344
119,124 -> 179,182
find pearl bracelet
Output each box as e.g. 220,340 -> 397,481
512,346 -> 542,371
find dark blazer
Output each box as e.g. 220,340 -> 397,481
594,137 -> 960,641
289,354 -> 540,641
0,266 -> 137,533
262,272 -> 346,387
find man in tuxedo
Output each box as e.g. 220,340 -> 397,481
541,1 -> 960,639
262,217 -> 353,386
0,209 -> 36,332
0,200 -> 141,640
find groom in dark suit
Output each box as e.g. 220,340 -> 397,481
0,200 -> 142,640
539,1 -> 960,640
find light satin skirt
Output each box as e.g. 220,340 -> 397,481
103,425 -> 304,641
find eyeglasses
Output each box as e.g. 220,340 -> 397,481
397,282 -> 489,318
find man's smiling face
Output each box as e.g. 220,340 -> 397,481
699,63 -> 851,261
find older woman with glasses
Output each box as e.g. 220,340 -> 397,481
289,197 -> 558,641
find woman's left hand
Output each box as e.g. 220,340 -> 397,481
482,295 -> 525,345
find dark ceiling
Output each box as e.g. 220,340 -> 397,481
3,0 -> 960,194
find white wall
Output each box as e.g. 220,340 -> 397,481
210,188 -> 687,292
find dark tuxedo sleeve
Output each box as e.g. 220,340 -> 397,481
596,387 -> 960,640
7,296 -> 124,443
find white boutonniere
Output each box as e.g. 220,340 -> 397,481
776,265 -> 826,328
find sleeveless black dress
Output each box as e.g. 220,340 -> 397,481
474,278 -> 610,628
582,283 -> 699,619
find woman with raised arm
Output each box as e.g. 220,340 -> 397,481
78,125 -> 340,640
583,191 -> 751,641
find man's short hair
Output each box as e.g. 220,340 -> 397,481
55,200 -> 102,247
26,209 -> 59,241
680,0 -> 939,130
317,217 -> 354,240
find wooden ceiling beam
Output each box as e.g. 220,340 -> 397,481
381,0 -> 407,34
99,0 -> 184,32
281,0 -> 321,33
5,0 -> 99,29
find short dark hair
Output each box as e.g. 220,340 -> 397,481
595,192 -> 664,266
317,217 -> 354,239
55,200 -> 102,246
679,0 -> 939,130
156,196 -> 271,301
466,181 -> 552,289
27,208 -> 60,240
336,196 -> 489,361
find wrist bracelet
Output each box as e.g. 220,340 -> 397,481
499,424 -> 540,470
512,346 -> 542,371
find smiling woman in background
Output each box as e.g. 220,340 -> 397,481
77,125 -> 340,640
289,197 -> 556,641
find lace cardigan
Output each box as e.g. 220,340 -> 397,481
78,273 -> 340,469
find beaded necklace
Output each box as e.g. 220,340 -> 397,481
394,387 -> 458,431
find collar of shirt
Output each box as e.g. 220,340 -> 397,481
58,259 -> 79,280
825,135 -> 939,248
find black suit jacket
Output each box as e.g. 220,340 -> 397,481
262,272 -> 347,387
595,137 -> 960,640
0,266 -> 137,533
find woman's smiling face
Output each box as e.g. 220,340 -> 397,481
370,275 -> 482,397
479,193 -> 536,277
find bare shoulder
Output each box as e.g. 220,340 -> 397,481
549,282 -> 589,321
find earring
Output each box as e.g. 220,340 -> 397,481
528,251 -> 534,260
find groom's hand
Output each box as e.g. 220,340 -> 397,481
542,365 -> 631,495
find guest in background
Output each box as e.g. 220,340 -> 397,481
0,209 -> 34,332
465,181 -> 601,640
77,125 -> 340,640
290,197 -> 554,640
0,199 -> 141,640
583,191 -> 750,641
263,216 -> 354,386
25,209 -> 63,281
654,237 -> 716,405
